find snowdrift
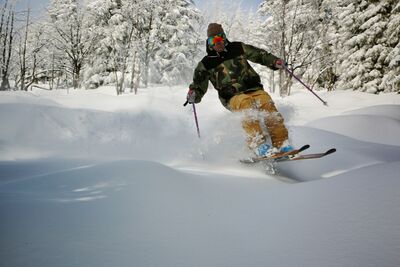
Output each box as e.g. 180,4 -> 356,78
306,105 -> 400,146
1,87 -> 400,267
1,159 -> 400,267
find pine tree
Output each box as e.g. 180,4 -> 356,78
305,0 -> 340,92
85,0 -> 201,91
85,0 -> 137,93
337,0 -> 399,93
151,0 -> 201,85
382,1 -> 400,92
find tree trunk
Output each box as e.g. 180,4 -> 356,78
50,53 -> 55,90
130,50 -> 137,93
118,67 -> 126,95
0,0 -> 9,52
143,14 -> 153,88
279,1 -> 288,97
134,63 -> 141,95
25,53 -> 37,91
143,46 -> 150,88
72,60 -> 81,89
20,9 -> 30,91
0,9 -> 13,91
270,70 -> 275,93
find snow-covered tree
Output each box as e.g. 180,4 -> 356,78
382,1 -> 400,92
85,0 -> 135,94
151,0 -> 201,85
337,0 -> 399,93
47,0 -> 92,89
14,9 -> 47,91
86,0 -> 157,93
313,0 -> 340,91
85,0 -> 201,92
258,0 -> 327,96
198,1 -> 254,43
0,0 -> 15,90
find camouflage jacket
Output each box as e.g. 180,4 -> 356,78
189,41 -> 279,109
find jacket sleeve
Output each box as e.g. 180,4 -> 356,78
189,61 -> 210,103
241,43 -> 280,70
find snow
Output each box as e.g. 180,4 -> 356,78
306,113 -> 400,146
1,85 -> 400,267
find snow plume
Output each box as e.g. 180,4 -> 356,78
0,86 -> 245,163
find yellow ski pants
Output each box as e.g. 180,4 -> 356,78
228,89 -> 289,149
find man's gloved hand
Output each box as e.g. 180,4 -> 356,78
184,89 -> 196,106
274,59 -> 287,69
187,89 -> 196,104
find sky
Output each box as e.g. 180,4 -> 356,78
14,0 -> 49,20
15,0 -> 47,11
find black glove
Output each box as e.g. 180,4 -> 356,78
274,59 -> 287,69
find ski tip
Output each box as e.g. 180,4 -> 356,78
299,144 -> 310,151
325,148 -> 336,155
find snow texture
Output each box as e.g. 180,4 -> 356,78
1,86 -> 400,267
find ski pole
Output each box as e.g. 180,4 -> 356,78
183,100 -> 201,138
192,103 -> 201,138
283,65 -> 328,106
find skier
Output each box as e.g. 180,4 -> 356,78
186,23 -> 293,157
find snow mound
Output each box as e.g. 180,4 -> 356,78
1,159 -> 400,267
1,87 -> 400,267
343,104 -> 400,121
0,91 -> 60,107
305,105 -> 400,146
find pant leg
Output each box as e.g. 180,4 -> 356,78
248,90 -> 289,148
228,93 -> 266,149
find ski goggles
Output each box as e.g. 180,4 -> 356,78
207,33 -> 226,46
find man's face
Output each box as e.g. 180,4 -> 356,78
208,33 -> 226,52
213,40 -> 225,52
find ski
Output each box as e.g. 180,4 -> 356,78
240,144 -> 310,164
275,148 -> 337,162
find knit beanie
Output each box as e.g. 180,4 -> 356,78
207,23 -> 224,37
